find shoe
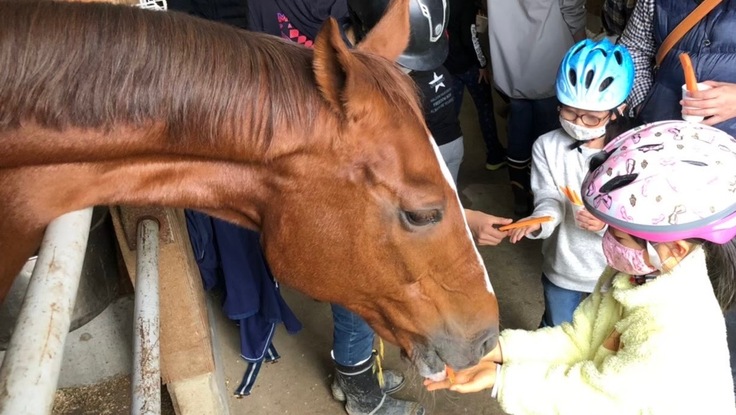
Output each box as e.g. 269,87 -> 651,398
512,186 -> 533,218
485,160 -> 507,171
331,369 -> 406,401
332,355 -> 424,415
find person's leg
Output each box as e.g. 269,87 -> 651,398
506,98 -> 535,217
437,137 -> 464,184
463,66 -> 506,170
331,304 -> 424,415
450,73 -> 467,117
539,274 -> 586,327
331,304 -> 375,366
532,96 -> 561,139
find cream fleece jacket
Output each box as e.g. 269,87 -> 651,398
497,247 -> 735,414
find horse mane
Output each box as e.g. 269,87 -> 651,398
0,1 -> 322,155
0,1 -> 424,163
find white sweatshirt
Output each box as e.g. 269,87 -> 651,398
527,128 -> 607,293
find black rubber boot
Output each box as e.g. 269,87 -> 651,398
332,355 -> 424,415
331,368 -> 405,401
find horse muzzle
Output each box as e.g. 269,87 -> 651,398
412,326 -> 499,378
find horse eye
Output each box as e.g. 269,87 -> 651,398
402,209 -> 443,228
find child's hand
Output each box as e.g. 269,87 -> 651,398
575,208 -> 605,232
424,343 -> 503,392
424,360 -> 499,393
465,209 -> 513,246
507,216 -> 543,243
478,67 -> 491,84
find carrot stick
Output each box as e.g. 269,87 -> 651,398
499,216 -> 553,231
560,186 -> 583,206
571,190 -> 583,206
679,53 -> 698,92
446,366 -> 456,384
560,186 -> 573,203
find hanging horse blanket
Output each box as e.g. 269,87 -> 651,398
185,210 -> 302,395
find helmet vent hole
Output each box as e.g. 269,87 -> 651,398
588,151 -> 611,172
682,160 -> 708,167
614,51 -> 623,65
600,174 -> 638,193
568,69 -> 577,86
599,77 -> 614,92
585,70 -> 595,89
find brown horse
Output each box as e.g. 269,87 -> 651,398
0,0 -> 498,375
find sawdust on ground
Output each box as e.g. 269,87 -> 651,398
53,374 -> 175,415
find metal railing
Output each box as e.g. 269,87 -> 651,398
0,209 -> 162,415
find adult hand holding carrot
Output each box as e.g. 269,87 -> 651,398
680,81 -> 736,126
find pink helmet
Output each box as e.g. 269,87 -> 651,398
582,120 -> 736,244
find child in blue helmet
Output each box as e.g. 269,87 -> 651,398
505,38 -> 635,327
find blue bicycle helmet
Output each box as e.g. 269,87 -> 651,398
556,38 -> 634,111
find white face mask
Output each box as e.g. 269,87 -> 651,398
560,117 -> 607,142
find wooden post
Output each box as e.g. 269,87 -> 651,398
112,207 -> 228,415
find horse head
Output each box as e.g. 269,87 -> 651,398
258,0 -> 499,375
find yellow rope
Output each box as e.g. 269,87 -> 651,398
373,338 -> 385,389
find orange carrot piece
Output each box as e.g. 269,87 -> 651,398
446,366 -> 456,384
680,53 -> 698,92
571,189 -> 583,206
499,216 -> 553,231
560,186 -> 583,206
560,186 -> 573,203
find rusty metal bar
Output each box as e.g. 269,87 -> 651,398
0,208 -> 93,415
131,219 -> 161,415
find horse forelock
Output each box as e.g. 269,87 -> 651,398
0,1 -> 327,160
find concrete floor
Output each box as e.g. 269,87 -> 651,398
219,92 -> 546,415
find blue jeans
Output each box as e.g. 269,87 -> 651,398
438,137 -> 464,185
539,274 -> 587,328
507,97 -> 560,194
331,304 -> 375,366
450,66 -> 505,164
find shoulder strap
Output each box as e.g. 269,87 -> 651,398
655,0 -> 723,67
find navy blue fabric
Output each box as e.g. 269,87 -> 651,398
234,344 -> 281,396
185,210 -> 302,363
640,0 -> 736,135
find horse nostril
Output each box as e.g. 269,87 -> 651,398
479,332 -> 499,357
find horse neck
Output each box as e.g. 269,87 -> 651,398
0,1 -> 326,167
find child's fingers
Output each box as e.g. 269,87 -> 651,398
448,377 -> 494,393
424,379 -> 451,391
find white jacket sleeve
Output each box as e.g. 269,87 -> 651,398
528,137 -> 564,240
500,282 -> 602,365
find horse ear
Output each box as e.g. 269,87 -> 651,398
355,0 -> 410,61
313,17 -> 352,114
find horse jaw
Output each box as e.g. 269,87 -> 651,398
427,135 -> 494,294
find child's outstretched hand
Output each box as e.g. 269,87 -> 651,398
424,344 -> 503,393
575,208 -> 605,232
465,209 -> 513,246
507,217 -> 543,244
